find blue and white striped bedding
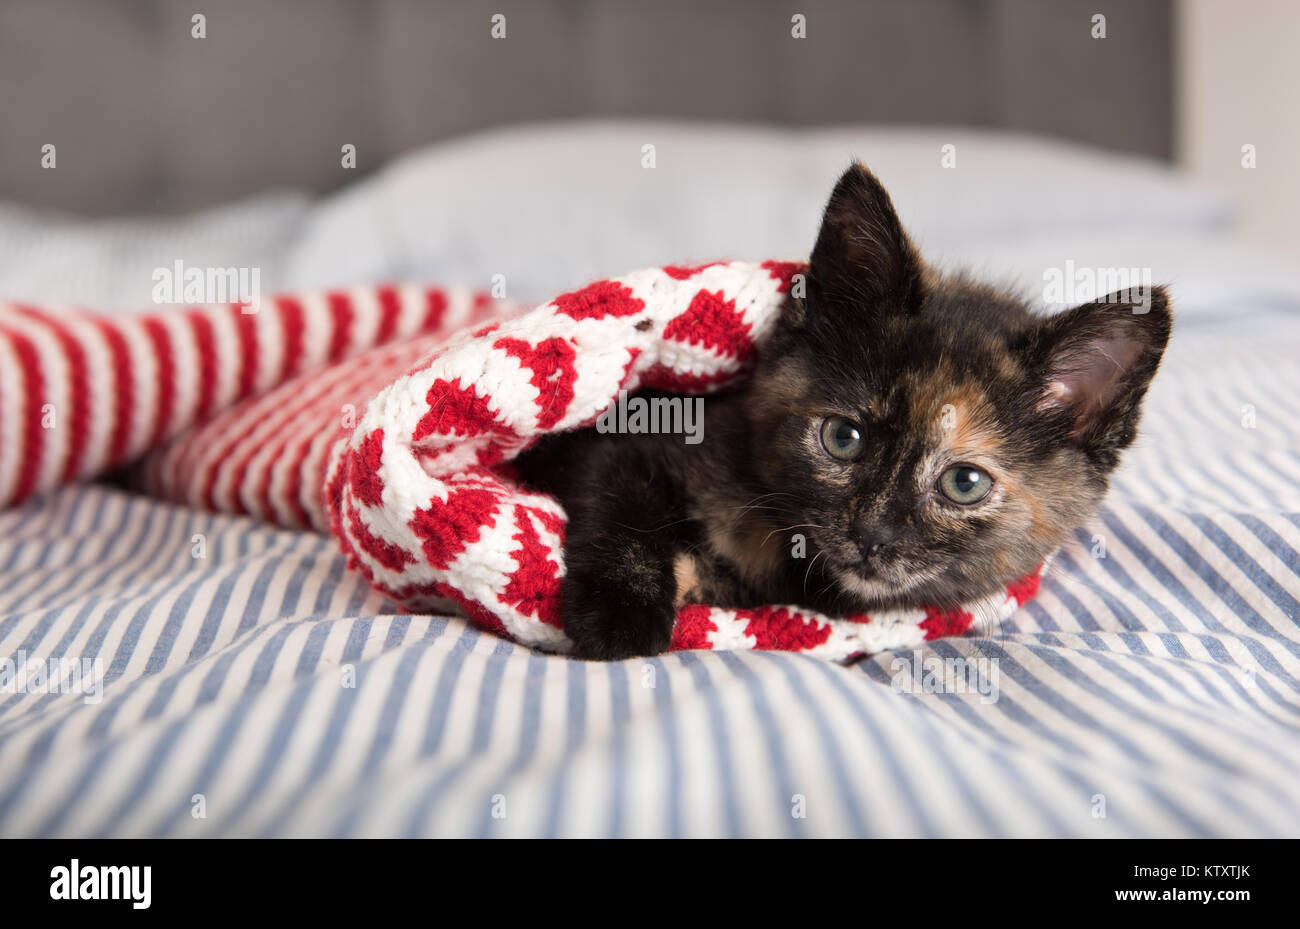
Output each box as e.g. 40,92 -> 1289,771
2,303 -> 1298,837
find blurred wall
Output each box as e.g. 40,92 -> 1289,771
1177,0 -> 1300,256
0,0 -> 1172,216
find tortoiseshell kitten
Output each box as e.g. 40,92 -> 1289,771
516,163 -> 1171,660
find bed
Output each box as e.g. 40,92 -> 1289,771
2,122 -> 1298,837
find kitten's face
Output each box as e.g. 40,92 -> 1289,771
748,163 -> 1171,609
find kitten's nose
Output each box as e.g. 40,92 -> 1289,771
853,520 -> 897,558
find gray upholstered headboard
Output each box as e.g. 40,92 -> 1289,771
0,0 -> 1172,216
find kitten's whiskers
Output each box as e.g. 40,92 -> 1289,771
761,523 -> 825,547
802,550 -> 827,594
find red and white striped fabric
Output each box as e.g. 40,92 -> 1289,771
0,285 -> 502,509
0,261 -> 1043,661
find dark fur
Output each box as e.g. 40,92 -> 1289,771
515,163 -> 1172,659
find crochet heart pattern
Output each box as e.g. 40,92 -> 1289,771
0,261 -> 1043,661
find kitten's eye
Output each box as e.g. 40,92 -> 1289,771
939,465 -> 993,505
820,416 -> 864,461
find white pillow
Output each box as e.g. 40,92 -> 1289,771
0,192 -> 308,311
283,119 -> 1235,302
0,120 -> 1239,312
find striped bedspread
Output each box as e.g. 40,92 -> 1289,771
1,310 -> 1298,837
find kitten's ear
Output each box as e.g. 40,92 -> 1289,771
806,162 -> 923,315
1031,288 -> 1173,460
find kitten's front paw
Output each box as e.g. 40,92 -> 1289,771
561,563 -> 676,661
